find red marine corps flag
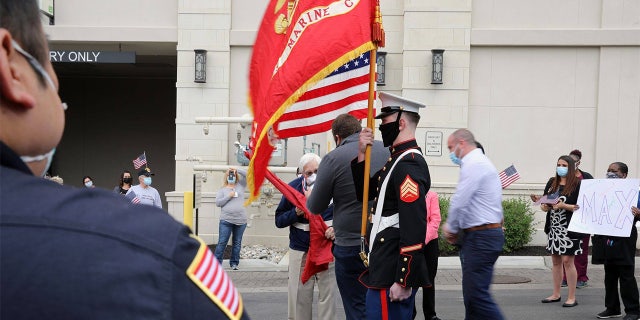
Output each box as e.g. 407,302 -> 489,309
246,0 -> 384,203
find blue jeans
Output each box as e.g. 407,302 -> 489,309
333,244 -> 367,320
461,227 -> 504,320
214,220 -> 247,267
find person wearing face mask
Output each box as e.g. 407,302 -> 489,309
353,92 -> 432,319
113,170 -> 133,195
566,149 -> 593,289
442,129 -> 505,320
125,168 -> 162,208
82,175 -> 95,188
214,168 -> 248,270
592,162 -> 640,320
275,153 -> 336,320
0,2 -> 250,318
540,155 -> 583,308
306,114 -> 389,320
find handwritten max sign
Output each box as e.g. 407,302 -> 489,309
568,179 -> 640,237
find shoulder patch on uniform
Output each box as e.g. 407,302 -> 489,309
399,175 -> 419,203
187,236 -> 243,319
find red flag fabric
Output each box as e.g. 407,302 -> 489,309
263,170 -> 333,283
247,0 -> 380,203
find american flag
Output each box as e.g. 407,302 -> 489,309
275,52 -> 373,138
132,153 -> 146,169
125,190 -> 141,204
499,164 -> 520,189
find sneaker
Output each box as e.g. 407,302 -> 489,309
231,265 -> 239,270
577,280 -> 589,289
597,309 -> 622,318
561,280 -> 567,287
623,314 -> 639,320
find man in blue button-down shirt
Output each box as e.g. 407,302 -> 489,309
443,128 -> 505,320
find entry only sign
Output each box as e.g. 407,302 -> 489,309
568,179 -> 640,237
50,51 -> 135,63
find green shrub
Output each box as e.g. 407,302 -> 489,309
501,197 -> 537,252
437,196 -> 536,254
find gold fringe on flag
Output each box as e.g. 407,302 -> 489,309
372,0 -> 385,47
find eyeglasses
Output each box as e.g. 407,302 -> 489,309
303,169 -> 317,177
11,39 -> 67,111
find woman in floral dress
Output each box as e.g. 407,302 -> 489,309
540,155 -> 582,308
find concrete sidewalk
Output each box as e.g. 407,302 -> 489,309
225,256 -> 640,293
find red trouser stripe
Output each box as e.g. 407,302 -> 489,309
380,289 -> 389,320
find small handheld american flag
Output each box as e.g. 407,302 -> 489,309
125,190 -> 141,204
499,164 -> 520,189
132,153 -> 147,169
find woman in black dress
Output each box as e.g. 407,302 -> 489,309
540,155 -> 582,307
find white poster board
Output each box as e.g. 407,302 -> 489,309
568,179 -> 640,237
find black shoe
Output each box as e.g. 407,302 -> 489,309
622,314 -> 639,320
430,317 -> 441,320
597,309 -> 622,318
541,297 -> 561,303
562,301 -> 578,308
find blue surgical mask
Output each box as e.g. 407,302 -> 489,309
606,172 -> 620,179
20,147 -> 56,177
84,181 -> 93,188
449,144 -> 461,166
143,177 -> 152,186
556,166 -> 568,177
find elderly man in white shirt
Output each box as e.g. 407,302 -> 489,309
443,128 -> 505,320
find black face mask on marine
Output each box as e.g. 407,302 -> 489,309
379,113 -> 401,147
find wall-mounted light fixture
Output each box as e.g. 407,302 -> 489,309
376,51 -> 387,86
431,49 -> 444,84
194,49 -> 207,83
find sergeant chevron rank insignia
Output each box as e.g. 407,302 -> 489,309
400,175 -> 419,202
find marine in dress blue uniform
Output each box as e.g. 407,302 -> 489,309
352,92 -> 431,319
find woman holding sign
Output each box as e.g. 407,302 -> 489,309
592,162 -> 640,320
540,155 -> 582,308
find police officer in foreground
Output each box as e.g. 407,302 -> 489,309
352,92 -> 432,319
0,1 -> 249,319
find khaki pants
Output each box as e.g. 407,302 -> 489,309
287,249 -> 336,320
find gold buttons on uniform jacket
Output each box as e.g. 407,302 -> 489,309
378,176 -> 381,181
402,267 -> 406,272
380,238 -> 384,242
382,167 -> 386,171
388,157 -> 392,162
404,257 -> 408,262
399,278 -> 403,282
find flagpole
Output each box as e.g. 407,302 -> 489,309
359,49 -> 377,266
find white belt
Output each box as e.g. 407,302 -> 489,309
293,222 -> 309,231
378,214 -> 399,231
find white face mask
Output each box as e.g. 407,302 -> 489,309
305,173 -> 317,187
20,148 -> 56,177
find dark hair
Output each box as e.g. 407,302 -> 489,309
549,155 -> 580,196
0,0 -> 49,66
331,114 -> 361,139
612,162 -> 629,175
83,176 -> 93,183
403,112 -> 420,125
569,149 -> 582,160
119,170 -> 132,187
475,141 -> 485,154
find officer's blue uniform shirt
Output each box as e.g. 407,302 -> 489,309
0,142 -> 250,319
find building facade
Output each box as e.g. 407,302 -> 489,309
44,0 -> 640,246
